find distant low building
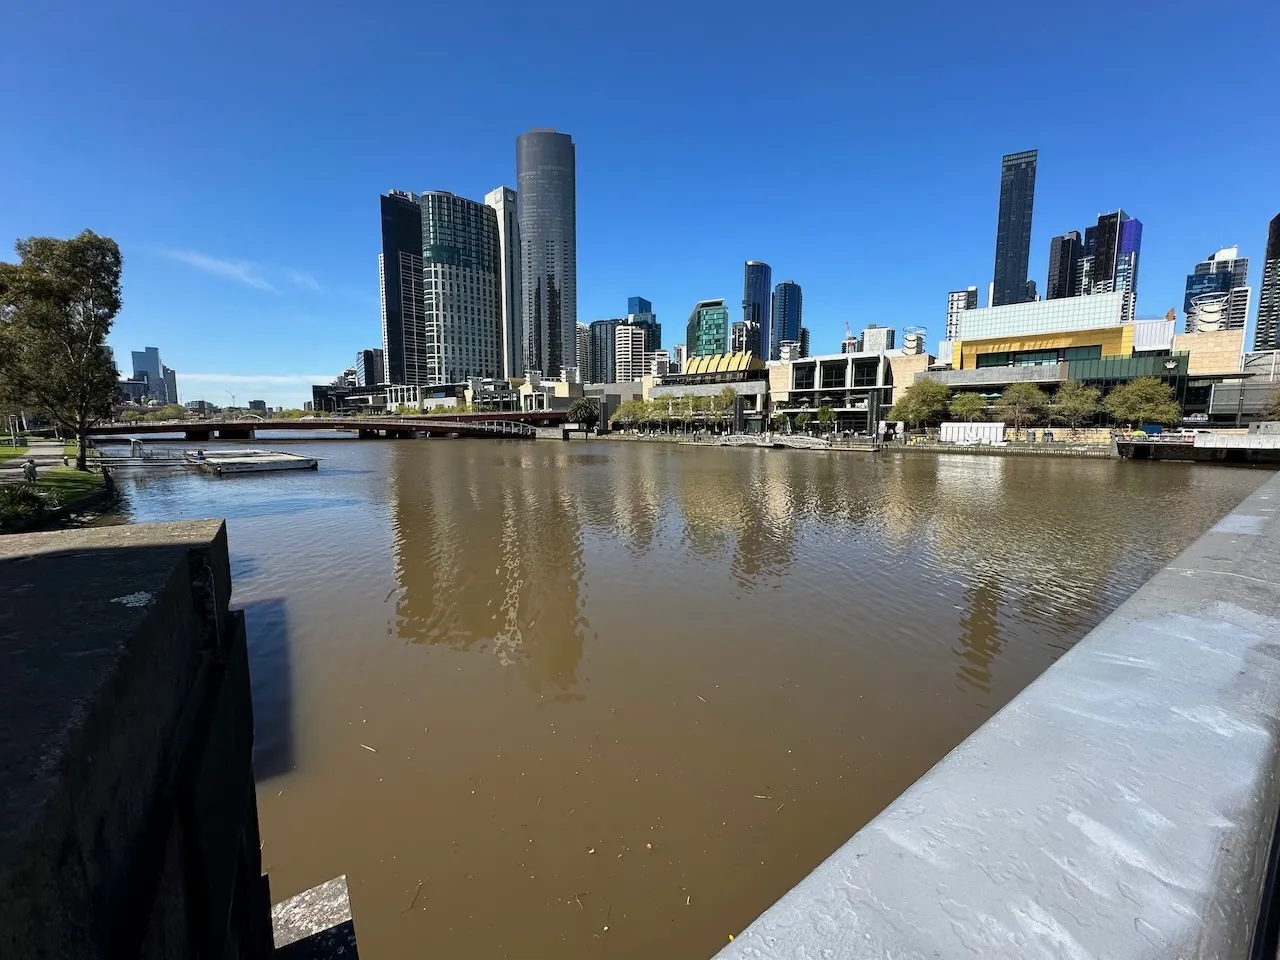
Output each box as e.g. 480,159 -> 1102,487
248,400 -> 267,412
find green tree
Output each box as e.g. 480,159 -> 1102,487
795,410 -> 813,433
1262,387 -> 1280,422
948,392 -> 987,422
888,379 -> 950,427
995,382 -> 1049,434
679,396 -> 695,433
0,230 -> 122,470
1051,380 -> 1102,429
770,412 -> 787,433
567,396 -> 600,431
713,386 -> 738,432
1103,377 -> 1182,426
816,405 -> 836,434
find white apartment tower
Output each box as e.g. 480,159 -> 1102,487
946,287 -> 978,340
615,323 -> 649,382
484,186 -> 523,379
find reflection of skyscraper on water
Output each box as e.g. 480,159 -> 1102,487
953,578 -> 1002,696
388,447 -> 587,697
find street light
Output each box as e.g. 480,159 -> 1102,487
227,391 -> 237,413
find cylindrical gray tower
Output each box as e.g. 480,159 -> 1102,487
516,130 -> 577,379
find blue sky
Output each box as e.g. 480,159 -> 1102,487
2,0 -> 1277,407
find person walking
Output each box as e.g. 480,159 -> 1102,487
22,458 -> 38,482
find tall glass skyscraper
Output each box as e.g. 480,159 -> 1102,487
1077,211 -> 1142,325
517,130 -> 577,379
587,318 -> 623,383
419,191 -> 502,384
484,186 -> 523,379
1046,231 -> 1082,300
686,300 -> 729,357
742,261 -> 772,359
380,190 -> 425,385
1257,214 -> 1280,351
991,150 -> 1038,307
771,280 -> 803,359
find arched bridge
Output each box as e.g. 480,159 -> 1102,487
91,412 -> 568,442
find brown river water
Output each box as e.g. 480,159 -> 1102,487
106,436 -> 1270,959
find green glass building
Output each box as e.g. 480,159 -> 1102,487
686,299 -> 729,357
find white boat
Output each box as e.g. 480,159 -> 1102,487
184,448 -> 318,475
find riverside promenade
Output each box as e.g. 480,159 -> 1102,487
716,469 -> 1280,959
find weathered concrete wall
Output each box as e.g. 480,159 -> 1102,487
0,521 -> 357,959
715,470 -> 1280,959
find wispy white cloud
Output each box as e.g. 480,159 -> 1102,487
162,249 -> 277,291
284,269 -> 323,293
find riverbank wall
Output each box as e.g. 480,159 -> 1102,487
0,521 -> 356,958
715,469 -> 1280,959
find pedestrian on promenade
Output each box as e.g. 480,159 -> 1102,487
22,458 -> 38,482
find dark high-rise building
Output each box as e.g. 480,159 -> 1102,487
1077,211 -> 1142,324
799,326 -> 811,358
730,320 -> 762,356
624,296 -> 661,351
517,130 -> 577,378
991,150 -> 1038,307
355,348 -> 385,387
742,261 -> 772,360
380,190 -> 425,385
771,280 -> 803,359
1257,214 -> 1280,351
1046,231 -> 1082,300
587,318 -> 623,383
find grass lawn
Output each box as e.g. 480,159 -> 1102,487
0,445 -> 30,463
34,467 -> 104,505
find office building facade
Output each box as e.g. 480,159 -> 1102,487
615,323 -> 650,382
861,325 -> 895,353
355,348 -> 385,387
686,299 -> 729,357
587,319 -> 622,383
771,281 -> 803,359
730,320 -> 762,356
624,296 -> 661,351
379,190 -> 426,385
419,191 -> 503,384
1184,246 -> 1250,334
129,347 -> 176,403
517,130 -> 577,378
672,343 -> 688,375
1257,214 -> 1280,351
576,323 -> 590,379
946,287 -> 978,340
1046,231 -> 1082,300
484,186 -> 524,379
1076,211 -> 1142,325
742,261 -> 772,361
991,150 -> 1038,307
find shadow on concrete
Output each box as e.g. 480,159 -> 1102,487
238,597 -> 296,782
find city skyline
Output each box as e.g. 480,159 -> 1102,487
3,0 -> 1278,406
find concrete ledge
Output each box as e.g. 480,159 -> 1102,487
273,875 -> 359,959
716,471 -> 1280,959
